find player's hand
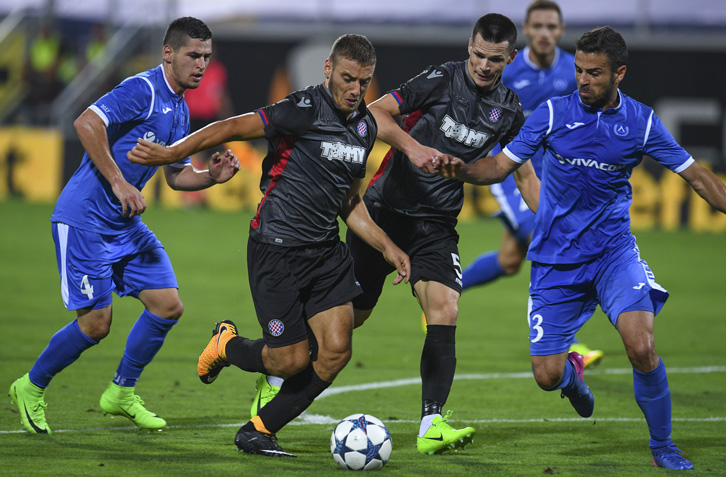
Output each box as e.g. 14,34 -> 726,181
127,139 -> 178,166
406,144 -> 445,174
435,155 -> 464,179
383,244 -> 410,285
112,179 -> 146,218
209,149 -> 241,184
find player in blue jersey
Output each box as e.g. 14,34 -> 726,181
436,26 -> 726,471
460,0 -> 604,369
8,17 -> 240,434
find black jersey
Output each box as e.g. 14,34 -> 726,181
365,61 -> 524,223
251,84 -> 377,246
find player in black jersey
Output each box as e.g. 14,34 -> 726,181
347,14 -> 537,455
129,34 -> 410,458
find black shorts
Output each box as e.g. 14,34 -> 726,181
247,237 -> 361,348
347,203 -> 462,310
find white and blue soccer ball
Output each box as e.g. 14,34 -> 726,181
330,413 -> 392,471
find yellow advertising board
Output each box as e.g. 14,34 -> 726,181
0,127 -> 63,202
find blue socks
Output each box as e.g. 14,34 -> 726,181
634,358 -> 673,449
113,310 -> 177,387
29,319 -> 98,388
462,251 -> 505,290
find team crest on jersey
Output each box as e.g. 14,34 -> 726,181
357,120 -> 368,137
613,124 -> 629,137
268,319 -> 284,337
488,107 -> 502,122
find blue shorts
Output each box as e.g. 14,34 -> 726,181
527,243 -> 669,356
52,222 -> 178,311
490,175 -> 535,245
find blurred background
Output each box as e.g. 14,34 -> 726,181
1,0 -> 725,232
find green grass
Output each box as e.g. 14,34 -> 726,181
1,200 -> 724,475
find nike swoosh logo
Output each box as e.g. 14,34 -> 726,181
427,70 -> 443,79
23,404 -> 48,433
566,122 -> 585,130
423,435 -> 444,441
216,324 -> 229,349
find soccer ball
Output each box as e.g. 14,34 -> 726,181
330,413 -> 392,471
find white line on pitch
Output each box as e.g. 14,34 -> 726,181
1,366 -> 723,435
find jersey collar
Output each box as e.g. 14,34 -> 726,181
577,88 -> 624,114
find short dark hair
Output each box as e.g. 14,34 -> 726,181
329,34 -> 376,67
163,17 -> 212,50
525,0 -> 563,24
472,14 -> 517,52
576,26 -> 628,71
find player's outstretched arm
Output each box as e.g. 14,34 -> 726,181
369,94 -> 441,174
679,161 -> 726,213
128,113 -> 266,166
436,151 -> 521,185
74,108 -> 146,218
341,179 -> 410,285
163,149 -> 241,191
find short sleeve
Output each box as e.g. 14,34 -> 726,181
390,65 -> 450,116
91,76 -> 153,127
257,90 -> 316,139
642,112 -> 693,173
503,101 -> 551,163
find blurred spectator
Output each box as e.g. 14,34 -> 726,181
24,22 -> 62,122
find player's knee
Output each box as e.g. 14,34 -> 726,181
155,299 -> 184,320
532,365 -> 563,390
77,307 -> 112,341
269,348 -> 310,378
625,339 -> 658,371
499,254 -> 524,276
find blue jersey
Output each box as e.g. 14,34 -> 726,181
501,47 -> 577,173
52,65 -> 191,234
504,90 -> 694,264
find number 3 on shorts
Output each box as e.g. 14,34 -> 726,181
529,313 -> 544,343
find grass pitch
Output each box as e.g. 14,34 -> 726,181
1,200 -> 724,475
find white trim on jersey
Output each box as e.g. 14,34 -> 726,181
138,76 -> 155,121
545,100 -> 554,136
502,147 -> 525,164
643,110 -> 654,148
56,223 -> 70,308
88,105 -> 109,127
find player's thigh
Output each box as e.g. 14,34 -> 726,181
596,245 -> 669,325
305,240 -> 362,320
308,302 -> 354,358
111,227 -> 178,300
528,262 -> 598,356
347,222 -> 395,311
52,222 -> 114,311
246,238 -> 311,348
407,219 -> 463,296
